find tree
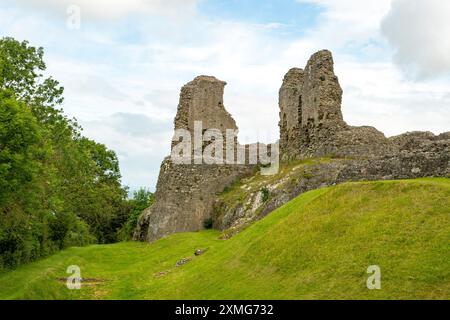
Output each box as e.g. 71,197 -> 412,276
118,188 -> 155,241
0,37 -> 64,108
0,89 -> 48,268
0,89 -> 44,206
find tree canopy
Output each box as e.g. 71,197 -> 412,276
0,37 -> 152,270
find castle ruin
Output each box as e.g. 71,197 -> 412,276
135,50 -> 449,243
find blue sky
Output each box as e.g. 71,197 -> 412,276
1,0 -> 449,192
199,0 -> 321,30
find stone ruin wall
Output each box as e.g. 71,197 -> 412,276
279,50 -> 396,160
174,76 -> 237,134
134,159 -> 254,242
134,76 -> 256,242
278,50 -> 450,163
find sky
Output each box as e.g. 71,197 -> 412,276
1,0 -> 449,192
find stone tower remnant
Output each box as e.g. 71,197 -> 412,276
134,76 -> 255,242
279,50 -> 394,160
174,76 -> 237,134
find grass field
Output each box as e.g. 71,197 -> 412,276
0,178 -> 449,300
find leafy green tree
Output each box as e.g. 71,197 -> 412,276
58,137 -> 129,243
0,89 -> 44,205
0,37 -> 64,108
0,37 -> 133,269
0,90 -> 48,268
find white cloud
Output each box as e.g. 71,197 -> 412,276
81,113 -> 172,191
381,0 -> 450,79
298,0 -> 392,25
336,60 -> 450,136
297,0 -> 393,49
291,0 -> 450,137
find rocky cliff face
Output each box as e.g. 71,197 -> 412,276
136,50 -> 449,243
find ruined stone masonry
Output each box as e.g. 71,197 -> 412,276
135,50 -> 449,243
134,76 -> 256,242
279,50 -> 393,160
174,76 -> 237,135
278,50 -> 449,172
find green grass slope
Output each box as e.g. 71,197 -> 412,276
1,178 -> 449,300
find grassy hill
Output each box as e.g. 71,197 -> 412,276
0,178 -> 449,300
